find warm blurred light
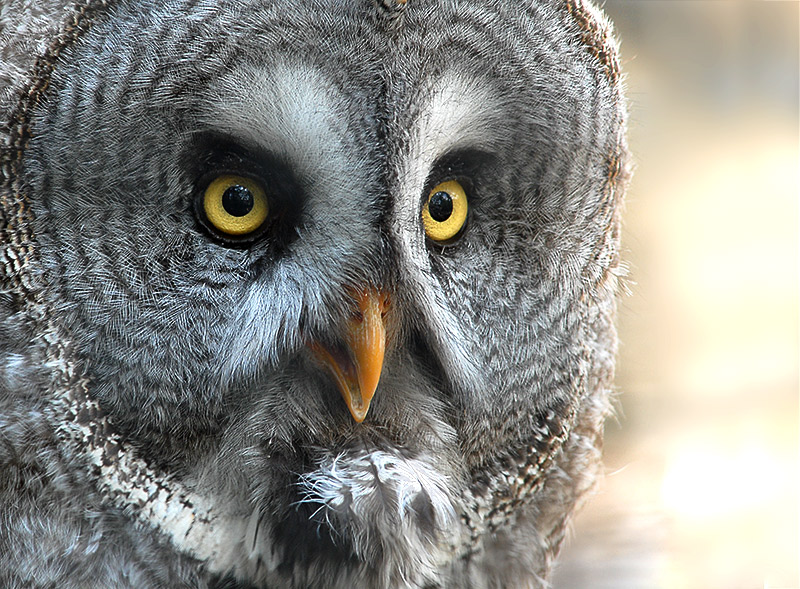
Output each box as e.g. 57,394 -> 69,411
553,1 -> 799,586
660,441 -> 787,520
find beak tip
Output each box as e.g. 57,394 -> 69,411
345,386 -> 376,423
349,409 -> 368,423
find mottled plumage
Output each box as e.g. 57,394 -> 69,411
0,0 -> 628,587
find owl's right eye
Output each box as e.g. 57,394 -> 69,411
201,174 -> 269,238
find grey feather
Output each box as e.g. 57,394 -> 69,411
0,0 -> 629,587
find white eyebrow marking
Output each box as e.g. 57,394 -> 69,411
415,72 -> 506,163
200,61 -> 352,184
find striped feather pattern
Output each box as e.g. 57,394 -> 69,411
1,0 -> 628,587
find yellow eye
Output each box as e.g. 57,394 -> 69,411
421,180 -> 468,242
203,175 -> 269,236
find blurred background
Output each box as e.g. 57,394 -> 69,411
552,2 -> 799,588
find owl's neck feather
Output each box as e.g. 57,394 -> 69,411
42,321 -> 264,579
43,314 -> 577,580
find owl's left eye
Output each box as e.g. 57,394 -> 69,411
422,180 -> 468,243
201,174 -> 269,238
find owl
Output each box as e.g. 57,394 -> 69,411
0,0 -> 627,587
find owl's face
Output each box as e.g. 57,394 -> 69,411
18,0 -> 624,584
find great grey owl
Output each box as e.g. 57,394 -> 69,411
0,0 -> 628,587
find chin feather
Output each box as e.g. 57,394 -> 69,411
296,449 -> 459,586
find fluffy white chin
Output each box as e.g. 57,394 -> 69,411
297,449 -> 460,585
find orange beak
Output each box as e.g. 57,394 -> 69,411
310,288 -> 389,422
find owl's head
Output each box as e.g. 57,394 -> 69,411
2,0 -> 627,585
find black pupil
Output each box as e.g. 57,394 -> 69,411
428,191 -> 453,222
221,185 -> 254,217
